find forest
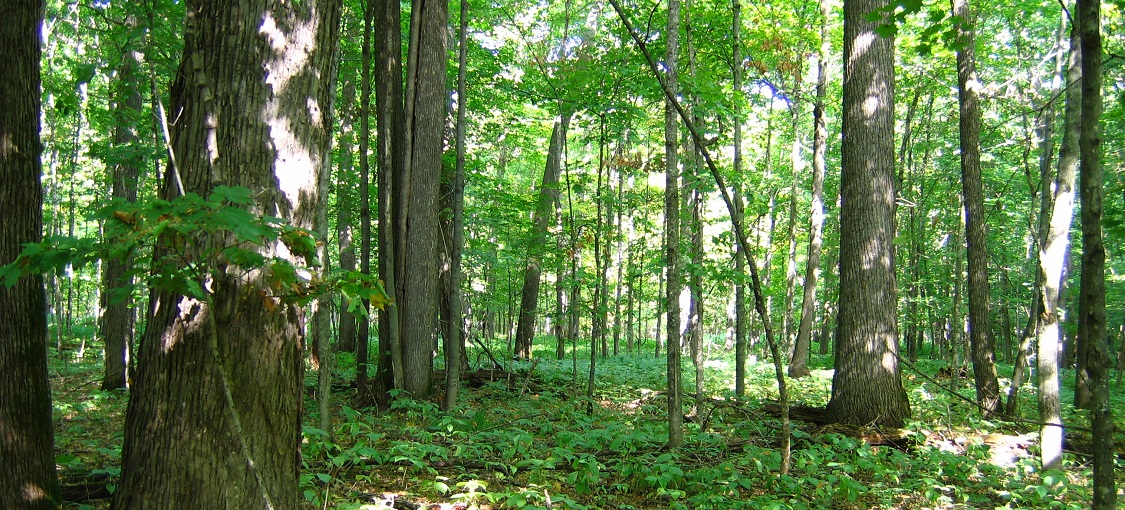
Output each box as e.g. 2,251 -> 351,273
1,0 -> 1124,508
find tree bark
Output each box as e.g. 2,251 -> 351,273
731,0 -> 748,397
336,79 -> 358,355
0,1 -> 61,507
790,0 -> 829,379
1076,0 -> 1115,506
664,0 -> 683,449
113,0 -> 340,506
442,0 -> 469,410
1035,16 -> 1079,471
100,17 -> 144,391
399,0 -> 448,398
952,0 -> 1002,416
825,0 -> 911,428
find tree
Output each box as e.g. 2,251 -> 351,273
952,0 -> 1002,416
664,0 -> 684,449
789,0 -> 829,379
514,113 -> 569,360
100,14 -> 143,391
825,0 -> 911,428
112,0 -> 341,506
399,0 -> 448,398
1036,17 -> 1080,472
1076,0 -> 1115,505
0,0 -> 61,507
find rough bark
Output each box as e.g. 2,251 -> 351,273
100,19 -> 143,391
113,0 -> 340,506
0,1 -> 61,506
825,0 -> 910,428
400,0 -> 448,398
953,0 -> 1002,416
1076,0 -> 1115,505
442,0 -> 469,410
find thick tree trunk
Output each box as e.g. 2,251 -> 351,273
825,0 -> 910,429
515,113 -> 570,360
0,1 -> 61,506
399,0 -> 448,398
1076,0 -> 1115,506
113,0 -> 340,506
953,0 -> 1001,416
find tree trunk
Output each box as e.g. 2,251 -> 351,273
514,113 -> 570,360
336,79 -> 358,355
1076,0 -> 1115,505
0,1 -> 61,506
357,0 -> 375,403
663,0 -> 683,448
442,0 -> 469,410
113,0 -> 340,506
825,0 -> 910,429
790,0 -> 828,379
953,0 -> 1002,417
375,0 -> 406,397
731,0 -> 748,397
1036,15 -> 1079,471
399,0 -> 448,398
100,18 -> 143,391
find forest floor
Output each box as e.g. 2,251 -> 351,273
51,341 -> 1125,509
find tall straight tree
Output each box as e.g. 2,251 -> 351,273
398,0 -> 448,398
100,15 -> 143,391
664,0 -> 684,449
952,0 -> 1001,416
1076,0 -> 1115,506
954,0 -> 999,416
442,0 -> 470,410
789,0 -> 829,379
825,0 -> 911,428
112,0 -> 341,506
731,0 -> 748,397
0,0 -> 61,507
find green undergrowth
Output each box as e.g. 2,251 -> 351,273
44,341 -> 1124,509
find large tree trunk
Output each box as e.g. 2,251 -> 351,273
825,0 -> 911,429
1076,0 -> 1115,506
100,19 -> 143,391
789,0 -> 829,379
514,113 -> 570,360
0,1 -> 61,507
664,0 -> 683,449
398,0 -> 448,398
113,0 -> 340,506
953,0 -> 1002,417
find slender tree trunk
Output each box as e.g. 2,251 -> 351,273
114,0 -> 340,505
357,0 -> 374,402
1036,16 -> 1079,470
1076,0 -> 1115,505
375,0 -> 406,397
0,1 -> 61,506
825,0 -> 911,428
101,19 -> 143,391
790,0 -> 828,378
952,0 -> 1002,416
664,0 -> 683,448
731,0 -> 748,397
515,113 -> 570,360
336,80 -> 358,355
